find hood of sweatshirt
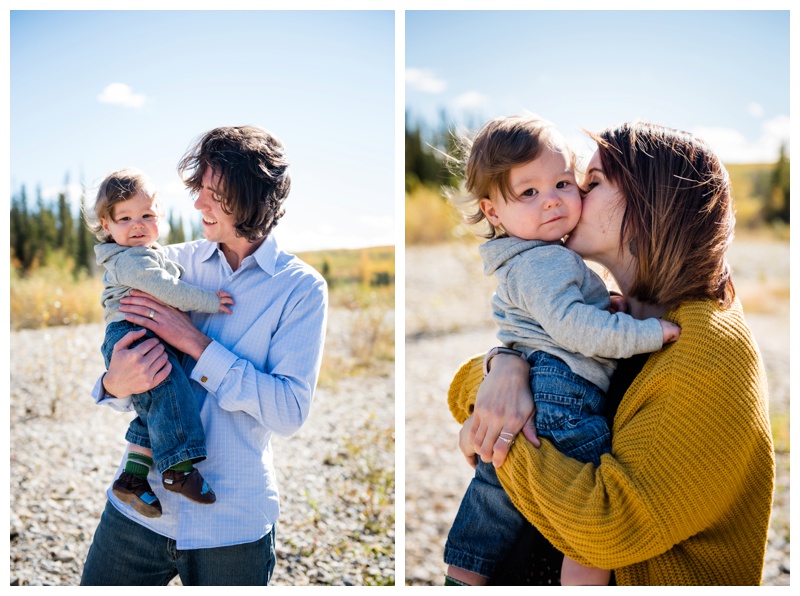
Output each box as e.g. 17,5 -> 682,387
94,241 -> 163,266
478,236 -> 562,277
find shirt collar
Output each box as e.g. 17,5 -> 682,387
197,234 -> 280,276
251,234 -> 279,275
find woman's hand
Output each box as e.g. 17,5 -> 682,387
103,328 -> 172,398
459,414 -> 479,469
120,290 -> 212,360
472,353 -> 540,468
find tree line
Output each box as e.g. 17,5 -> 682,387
405,111 -> 790,227
8,125 -> 791,277
10,180 -> 196,277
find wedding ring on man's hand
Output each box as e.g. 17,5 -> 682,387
148,309 -> 156,319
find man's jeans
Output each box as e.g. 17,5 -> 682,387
101,320 -> 207,472
81,501 -> 276,585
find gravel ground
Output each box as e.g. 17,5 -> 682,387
405,240 -> 790,586
9,307 -> 395,586
5,239 -> 790,586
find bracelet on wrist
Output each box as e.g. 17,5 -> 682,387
483,346 -> 525,377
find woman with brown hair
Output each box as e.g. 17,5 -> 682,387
448,121 -> 775,585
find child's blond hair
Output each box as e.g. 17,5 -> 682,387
84,168 -> 162,242
449,115 -> 573,239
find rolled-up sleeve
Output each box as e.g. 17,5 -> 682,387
91,374 -> 135,412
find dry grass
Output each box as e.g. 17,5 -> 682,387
406,185 -> 469,245
317,303 -> 394,388
10,250 -> 395,393
10,257 -> 103,330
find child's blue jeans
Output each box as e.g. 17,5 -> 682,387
444,351 -> 610,577
101,320 -> 208,474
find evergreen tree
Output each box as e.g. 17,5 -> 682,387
74,185 -> 95,277
320,259 -> 333,289
34,186 -> 57,267
57,189 -> 75,254
167,209 -> 187,245
768,143 -> 790,224
405,110 -> 469,192
10,186 -> 32,271
175,212 -> 186,244
190,218 -> 203,241
405,112 -> 443,191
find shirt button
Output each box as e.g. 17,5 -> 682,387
200,376 -> 208,383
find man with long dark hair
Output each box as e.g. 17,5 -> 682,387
81,126 -> 328,586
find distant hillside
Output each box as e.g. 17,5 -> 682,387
297,245 -> 395,289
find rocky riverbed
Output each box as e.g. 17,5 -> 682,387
405,240 -> 790,586
9,309 -> 395,586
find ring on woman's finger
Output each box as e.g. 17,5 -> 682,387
148,309 -> 156,319
498,431 -> 516,445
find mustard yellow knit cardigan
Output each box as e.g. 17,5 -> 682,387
448,299 -> 774,585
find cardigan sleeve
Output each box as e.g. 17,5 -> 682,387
448,355 -> 666,569
448,301 -> 773,570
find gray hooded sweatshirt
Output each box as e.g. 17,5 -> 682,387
479,236 -> 663,391
95,242 -> 220,324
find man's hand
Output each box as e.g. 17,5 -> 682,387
120,290 -> 212,360
103,328 -> 172,398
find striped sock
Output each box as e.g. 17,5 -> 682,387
125,452 -> 154,479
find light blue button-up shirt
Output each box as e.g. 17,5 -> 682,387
92,234 -> 327,549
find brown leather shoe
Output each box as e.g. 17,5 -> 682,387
161,468 -> 216,504
112,472 -> 163,518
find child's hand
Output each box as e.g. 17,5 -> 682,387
660,319 -> 681,344
216,290 -> 235,314
608,294 -> 629,314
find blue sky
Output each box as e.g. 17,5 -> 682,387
10,10 -> 395,252
4,7 -> 793,256
406,10 -> 790,166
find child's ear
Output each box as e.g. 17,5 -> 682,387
100,218 -> 111,235
479,198 -> 502,227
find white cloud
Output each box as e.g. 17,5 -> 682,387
761,114 -> 790,146
162,179 -> 191,195
405,68 -> 446,94
97,83 -> 148,109
40,182 -> 87,203
274,217 -> 394,252
747,102 -> 765,118
452,91 -> 488,111
693,114 -> 789,164
358,214 -> 393,234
